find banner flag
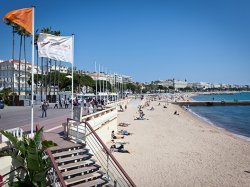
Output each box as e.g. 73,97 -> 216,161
3,8 -> 33,34
37,33 -> 73,63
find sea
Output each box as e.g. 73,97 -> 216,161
190,92 -> 250,141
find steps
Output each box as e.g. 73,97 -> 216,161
51,145 -> 109,186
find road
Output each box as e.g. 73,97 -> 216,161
0,104 -> 72,132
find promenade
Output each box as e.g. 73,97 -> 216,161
0,104 -> 71,132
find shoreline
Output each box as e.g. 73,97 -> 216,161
114,98 -> 250,186
186,92 -> 250,142
187,106 -> 250,142
180,105 -> 250,143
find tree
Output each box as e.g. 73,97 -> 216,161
158,85 -> 164,93
0,128 -> 57,186
0,88 -> 12,104
93,79 -> 111,94
126,83 -> 137,93
13,25 -> 30,96
34,29 -> 39,94
3,19 -> 16,95
168,86 -> 174,90
73,73 -> 95,93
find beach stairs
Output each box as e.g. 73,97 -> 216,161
51,145 -> 111,187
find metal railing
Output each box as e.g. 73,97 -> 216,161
36,125 -> 66,187
66,118 -> 136,187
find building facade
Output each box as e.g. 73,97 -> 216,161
0,59 -> 41,93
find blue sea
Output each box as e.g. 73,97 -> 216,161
190,92 -> 250,140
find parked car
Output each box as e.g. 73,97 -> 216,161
0,100 -> 4,109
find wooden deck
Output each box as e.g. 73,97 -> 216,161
43,127 -> 83,151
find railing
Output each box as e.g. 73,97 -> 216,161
66,107 -> 117,142
106,99 -> 130,108
1,127 -> 23,143
0,166 -> 22,187
66,118 -> 136,187
36,125 -> 66,187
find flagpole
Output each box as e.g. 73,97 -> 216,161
31,6 -> 35,137
71,34 -> 74,119
106,67 -> 108,103
95,61 -> 97,100
99,64 -> 101,102
102,65 -> 104,101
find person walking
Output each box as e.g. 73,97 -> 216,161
41,100 -> 48,118
54,100 -> 59,109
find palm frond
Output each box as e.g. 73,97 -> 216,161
0,130 -> 19,147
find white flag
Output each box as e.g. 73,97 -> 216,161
37,33 -> 73,63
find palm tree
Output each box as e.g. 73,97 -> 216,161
14,26 -> 31,97
3,19 -> 17,102
16,27 -> 23,96
34,29 -> 39,95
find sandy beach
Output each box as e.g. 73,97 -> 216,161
112,98 -> 250,187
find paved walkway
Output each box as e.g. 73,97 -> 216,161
0,104 -> 71,132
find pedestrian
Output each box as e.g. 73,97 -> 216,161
54,100 -> 59,109
64,99 -> 67,108
66,99 -> 69,108
83,99 -> 87,107
88,104 -> 94,114
41,100 -> 48,118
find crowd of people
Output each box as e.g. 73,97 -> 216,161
41,96 -> 108,118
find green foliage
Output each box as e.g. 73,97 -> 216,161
168,86 -> 174,90
0,88 -> 12,104
0,128 -> 57,186
125,83 -> 138,93
73,73 -> 95,92
92,80 -> 111,93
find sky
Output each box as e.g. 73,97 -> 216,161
0,0 -> 250,85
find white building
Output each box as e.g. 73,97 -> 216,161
173,79 -> 188,89
158,79 -> 188,89
42,64 -> 69,74
192,82 -> 212,89
87,72 -> 132,86
0,59 -> 40,93
211,83 -> 221,89
158,79 -> 174,88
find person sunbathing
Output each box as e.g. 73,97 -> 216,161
118,123 -> 130,127
111,130 -> 124,139
118,129 -> 130,135
110,140 -> 129,153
